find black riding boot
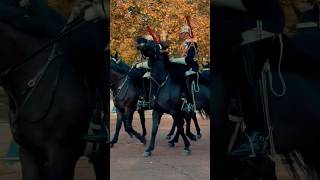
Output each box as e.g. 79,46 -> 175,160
185,73 -> 197,113
230,44 -> 267,158
136,80 -> 144,110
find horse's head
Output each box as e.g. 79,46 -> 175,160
136,36 -> 154,58
135,36 -> 170,82
135,36 -> 168,64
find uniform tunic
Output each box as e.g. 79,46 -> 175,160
181,39 -> 199,72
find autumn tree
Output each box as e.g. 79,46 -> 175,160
110,0 -> 210,65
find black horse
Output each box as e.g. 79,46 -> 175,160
0,3 -> 109,180
212,5 -> 320,180
165,68 -> 211,144
110,55 -> 203,147
110,55 -> 147,147
136,38 -> 210,157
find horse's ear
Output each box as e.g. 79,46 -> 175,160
115,51 -> 118,60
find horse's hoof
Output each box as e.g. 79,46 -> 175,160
140,136 -> 147,145
110,140 -> 117,148
197,133 -> 202,139
143,151 -> 152,157
184,147 -> 191,156
168,142 -> 175,147
166,135 -> 171,140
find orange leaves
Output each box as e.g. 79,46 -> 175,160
110,0 -> 210,65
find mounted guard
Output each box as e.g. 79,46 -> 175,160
135,26 -> 163,110
135,35 -> 153,110
169,16 -> 199,113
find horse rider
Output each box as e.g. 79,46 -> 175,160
0,0 -> 110,142
169,18 -> 199,113
135,35 -> 154,109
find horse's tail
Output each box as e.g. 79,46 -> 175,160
279,151 -> 319,180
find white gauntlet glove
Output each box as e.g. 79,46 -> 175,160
169,57 -> 187,65
136,61 -> 150,69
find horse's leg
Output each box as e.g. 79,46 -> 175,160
174,113 -> 191,155
92,143 -> 109,180
20,146 -> 40,180
168,122 -> 180,147
166,119 -> 176,140
110,108 -> 123,147
144,110 -> 163,157
191,111 -> 202,139
138,109 -> 147,137
47,146 -> 80,180
125,108 -> 146,144
185,114 -> 197,141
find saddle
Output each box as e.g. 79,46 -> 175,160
199,71 -> 210,85
137,72 -> 152,110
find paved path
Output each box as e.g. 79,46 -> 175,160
0,93 -> 306,180
110,109 -> 210,180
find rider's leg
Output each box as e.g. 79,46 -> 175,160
231,43 -> 266,157
185,63 -> 198,112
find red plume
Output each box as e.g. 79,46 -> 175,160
147,25 -> 160,44
185,16 -> 194,38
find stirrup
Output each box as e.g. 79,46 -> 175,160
82,133 -> 108,143
82,115 -> 109,143
230,131 -> 266,158
81,126 -> 108,143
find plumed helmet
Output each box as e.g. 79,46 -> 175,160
180,24 -> 192,36
144,35 -> 153,41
